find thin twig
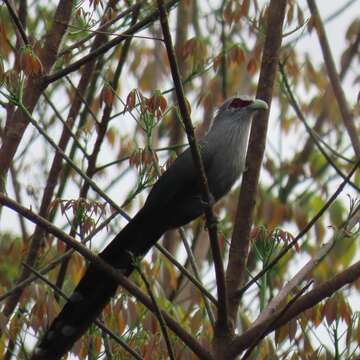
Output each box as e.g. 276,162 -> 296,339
44,0 -> 180,85
307,0 -> 360,158
230,236 -> 360,356
235,159 -> 360,299
58,20 -> 164,42
155,244 -> 218,305
240,280 -> 314,360
179,228 -> 216,327
156,0 -> 229,333
253,203 -> 360,328
22,262 -> 144,360
279,63 -> 360,193
58,1 -> 144,57
94,143 -> 186,173
136,266 -> 175,360
3,0 -> 29,45
17,102 -> 131,221
43,93 -> 89,158
0,211 -> 118,303
0,194 -> 213,360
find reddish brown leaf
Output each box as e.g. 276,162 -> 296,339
101,83 -> 114,107
247,58 -> 257,75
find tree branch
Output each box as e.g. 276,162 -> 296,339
253,202 -> 360,327
234,158 -> 360,299
307,0 -> 360,158
225,0 -> 287,323
156,0 -> 229,337
0,193 -> 213,360
3,0 -> 28,45
22,262 -> 144,360
44,0 -> 180,85
229,243 -> 360,356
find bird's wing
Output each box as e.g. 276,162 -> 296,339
144,143 -> 212,211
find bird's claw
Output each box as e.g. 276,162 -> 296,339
201,193 -> 215,208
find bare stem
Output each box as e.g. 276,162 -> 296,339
156,0 -> 229,335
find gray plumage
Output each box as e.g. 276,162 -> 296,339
31,97 -> 267,359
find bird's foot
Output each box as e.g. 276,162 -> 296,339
200,193 -> 215,208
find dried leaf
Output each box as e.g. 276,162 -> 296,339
125,89 -> 137,111
101,83 -> 114,107
247,58 -> 257,75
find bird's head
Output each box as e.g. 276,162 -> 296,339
206,96 -> 268,137
216,96 -> 268,121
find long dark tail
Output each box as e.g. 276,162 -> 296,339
31,209 -> 165,360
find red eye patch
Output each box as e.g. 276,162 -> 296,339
229,98 -> 252,109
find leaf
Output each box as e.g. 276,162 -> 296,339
246,58 -> 257,75
213,54 -> 222,72
223,1 -> 235,24
229,46 -> 245,65
287,1 -> 294,25
19,47 -> 43,77
297,5 -> 304,26
356,318 -> 360,345
338,296 -> 352,325
125,89 -> 137,111
101,83 -> 114,107
329,200 -> 345,227
127,299 -> 137,327
106,127 -> 117,147
288,318 -> 297,342
190,309 -> 203,334
294,207 -> 308,230
0,21 -> 12,56
275,323 -> 288,346
322,297 -> 337,326
139,62 -> 159,92
0,57 -> 4,86
310,194 -> 325,214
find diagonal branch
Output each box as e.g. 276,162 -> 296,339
229,230 -> 360,356
253,201 -> 360,327
3,0 -> 28,45
44,0 -> 180,85
22,262 -> 144,360
234,158 -> 360,299
0,193 -> 214,360
307,0 -> 360,158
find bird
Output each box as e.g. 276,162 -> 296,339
31,96 -> 268,359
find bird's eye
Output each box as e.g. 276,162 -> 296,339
228,98 -> 252,109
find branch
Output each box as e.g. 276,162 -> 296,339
44,0 -> 180,85
307,0 -> 360,158
234,158 -> 360,299
279,63 -> 360,193
230,243 -> 360,356
0,193 -> 213,360
3,0 -> 28,45
156,0 -> 229,335
136,266 -> 175,360
55,0 -> 140,293
0,0 -> 72,176
0,212 -> 118,303
225,0 -> 287,323
253,202 -> 360,327
22,262 -> 144,360
240,280 -> 314,360
280,30 -> 360,201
